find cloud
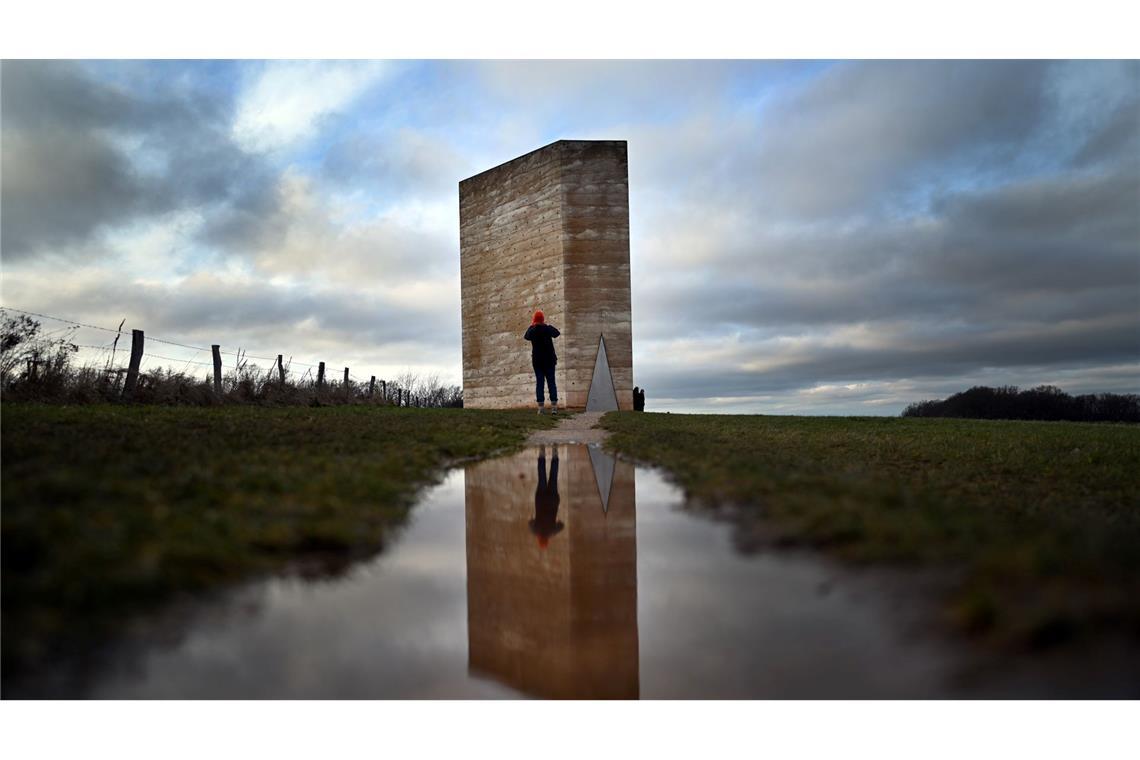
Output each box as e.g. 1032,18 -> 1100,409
2,61 -> 149,256
2,60 -> 458,384
620,60 -> 1139,411
747,60 -> 1052,219
1073,98 -> 1140,167
1,60 -> 276,261
2,266 -> 462,381
3,60 -> 1137,413
619,60 -> 1057,225
633,158 -> 1139,336
232,61 -> 390,153
475,60 -> 767,119
321,127 -> 465,199
198,169 -> 456,288
646,361 -> 1140,416
639,313 -> 1139,404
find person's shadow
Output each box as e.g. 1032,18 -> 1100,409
529,445 -> 564,548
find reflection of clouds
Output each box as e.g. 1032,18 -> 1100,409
630,468 -> 959,699
23,448 -> 1071,697
90,470 -> 516,698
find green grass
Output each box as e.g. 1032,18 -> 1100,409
1,403 -> 556,677
601,412 -> 1140,649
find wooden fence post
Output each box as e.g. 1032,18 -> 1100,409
277,354 -> 285,384
380,380 -> 386,402
317,362 -> 325,388
369,376 -> 376,397
211,345 -> 222,395
396,388 -> 402,407
122,329 -> 145,399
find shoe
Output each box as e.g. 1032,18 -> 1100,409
537,403 -> 545,415
551,404 -> 558,415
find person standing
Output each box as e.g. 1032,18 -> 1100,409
524,309 -> 560,414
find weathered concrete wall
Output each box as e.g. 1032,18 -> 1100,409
464,446 -> 639,699
459,140 -> 633,409
560,142 -> 633,410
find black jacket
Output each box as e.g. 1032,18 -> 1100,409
524,323 -> 560,366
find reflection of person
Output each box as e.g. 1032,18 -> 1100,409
529,445 -> 564,548
524,310 -> 560,414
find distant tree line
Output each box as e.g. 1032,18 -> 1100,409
902,385 -> 1140,423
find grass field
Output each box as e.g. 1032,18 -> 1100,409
1,403 -> 556,677
601,413 -> 1140,650
5,405 -> 1137,681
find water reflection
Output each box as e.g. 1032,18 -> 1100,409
529,446 -> 564,545
465,445 -> 639,699
11,444 -> 1076,698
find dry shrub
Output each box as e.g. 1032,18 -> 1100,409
1,314 -> 462,408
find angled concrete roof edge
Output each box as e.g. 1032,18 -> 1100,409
458,139 -> 628,186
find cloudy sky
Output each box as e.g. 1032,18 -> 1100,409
2,60 -> 1137,413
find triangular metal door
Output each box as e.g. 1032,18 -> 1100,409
586,334 -> 620,412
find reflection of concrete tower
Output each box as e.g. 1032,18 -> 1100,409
464,445 -> 639,699
459,140 -> 633,410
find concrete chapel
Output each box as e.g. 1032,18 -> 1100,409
459,140 -> 634,410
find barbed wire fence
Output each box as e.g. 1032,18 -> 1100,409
0,305 -> 455,408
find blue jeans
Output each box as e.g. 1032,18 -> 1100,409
534,361 -> 557,404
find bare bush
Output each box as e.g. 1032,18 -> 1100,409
388,370 -> 463,408
1,314 -> 81,398
1,320 -> 463,408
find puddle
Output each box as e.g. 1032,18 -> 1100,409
10,445 -> 1018,698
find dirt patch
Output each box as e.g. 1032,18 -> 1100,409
526,411 -> 609,445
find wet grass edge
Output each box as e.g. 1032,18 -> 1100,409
0,403 -> 559,682
600,411 -> 1140,653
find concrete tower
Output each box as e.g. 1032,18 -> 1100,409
459,140 -> 633,410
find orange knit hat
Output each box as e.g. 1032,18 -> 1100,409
532,309 -> 545,325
